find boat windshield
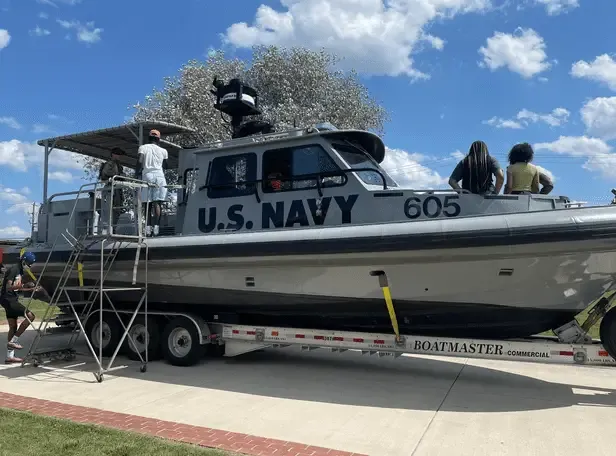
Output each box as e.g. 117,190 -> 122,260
330,142 -> 398,188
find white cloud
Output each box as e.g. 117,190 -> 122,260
32,123 -> 53,134
0,186 -> 33,219
484,107 -> 569,129
483,117 -> 524,129
223,0 -> 493,80
0,116 -> 22,130
534,136 -> 616,178
0,226 -> 29,239
57,19 -> 102,44
535,164 -> 555,183
0,186 -> 29,204
0,29 -> 10,50
581,97 -> 616,140
535,0 -> 579,15
20,187 -> 31,195
0,140 -> 28,171
0,139 -> 86,173
37,0 -> 81,6
478,27 -> 551,78
381,148 -> 447,188
39,12 -> 49,19
451,150 -> 465,160
48,170 -> 73,183
571,54 -> 616,91
30,26 -> 51,37
6,203 -> 35,217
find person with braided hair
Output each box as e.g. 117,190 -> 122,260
448,140 -> 504,195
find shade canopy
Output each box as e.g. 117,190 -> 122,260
36,121 -> 196,170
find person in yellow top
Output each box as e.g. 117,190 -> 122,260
504,142 -> 540,194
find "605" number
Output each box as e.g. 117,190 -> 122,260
403,195 -> 461,219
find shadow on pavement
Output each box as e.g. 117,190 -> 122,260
2,328 -> 616,413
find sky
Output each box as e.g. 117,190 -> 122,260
1,0 -> 616,238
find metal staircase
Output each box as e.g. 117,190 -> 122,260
20,176 -> 152,382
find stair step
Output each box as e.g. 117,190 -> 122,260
56,301 -> 94,307
30,347 -> 77,357
45,325 -> 78,335
62,286 -> 144,292
49,314 -> 78,324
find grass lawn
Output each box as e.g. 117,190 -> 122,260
0,299 -> 58,323
0,408 -> 233,456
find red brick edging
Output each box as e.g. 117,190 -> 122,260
0,392 -> 364,456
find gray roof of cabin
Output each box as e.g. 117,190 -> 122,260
36,121 -> 196,169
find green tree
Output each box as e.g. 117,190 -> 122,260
85,45 -> 389,203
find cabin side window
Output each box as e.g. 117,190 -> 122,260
261,144 -> 345,193
182,167 -> 199,202
206,153 -> 257,199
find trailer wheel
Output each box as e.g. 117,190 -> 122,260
85,311 -> 123,358
125,316 -> 161,361
599,307 -> 616,360
161,317 -> 204,367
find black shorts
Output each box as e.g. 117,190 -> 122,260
0,299 -> 27,320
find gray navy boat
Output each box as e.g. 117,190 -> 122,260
5,78 -> 616,341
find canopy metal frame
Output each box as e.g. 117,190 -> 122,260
37,121 -> 196,203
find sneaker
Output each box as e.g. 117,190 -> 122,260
153,225 -> 159,236
7,341 -> 22,350
145,226 -> 152,237
5,356 -> 23,364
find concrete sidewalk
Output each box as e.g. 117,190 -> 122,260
0,325 -> 615,455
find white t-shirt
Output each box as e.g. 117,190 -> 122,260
138,143 -> 168,175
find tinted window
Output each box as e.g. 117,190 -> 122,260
207,153 -> 257,199
331,142 -> 398,188
262,144 -> 344,193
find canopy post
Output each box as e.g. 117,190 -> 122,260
43,140 -> 50,203
139,124 -> 144,145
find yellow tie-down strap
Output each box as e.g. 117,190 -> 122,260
77,262 -> 84,287
381,285 -> 401,340
371,271 -> 402,342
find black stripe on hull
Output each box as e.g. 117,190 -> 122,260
45,278 -> 577,339
6,218 -> 616,265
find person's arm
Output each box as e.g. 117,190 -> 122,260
531,170 -> 540,193
448,161 -> 463,190
539,172 -> 553,195
494,168 -> 504,194
162,149 -> 169,170
504,168 -> 513,194
135,147 -> 144,178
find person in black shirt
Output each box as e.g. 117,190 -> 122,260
0,251 -> 38,363
98,147 -> 126,234
449,141 -> 504,195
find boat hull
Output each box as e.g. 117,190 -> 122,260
24,236 -> 616,339
9,204 -> 616,339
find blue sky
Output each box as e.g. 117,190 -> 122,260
1,0 -> 616,238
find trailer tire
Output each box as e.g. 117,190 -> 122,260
161,317 -> 204,367
599,307 -> 616,360
84,311 -> 123,358
125,316 -> 161,361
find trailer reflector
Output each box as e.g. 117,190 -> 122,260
295,334 -> 305,339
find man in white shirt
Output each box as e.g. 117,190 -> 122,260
136,129 -> 168,236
